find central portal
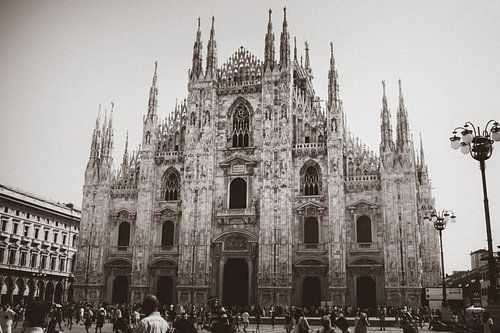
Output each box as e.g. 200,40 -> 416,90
356,276 -> 376,308
157,276 -> 173,305
112,276 -> 129,303
302,277 -> 321,306
223,258 -> 249,306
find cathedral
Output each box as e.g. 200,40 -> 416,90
75,9 -> 442,308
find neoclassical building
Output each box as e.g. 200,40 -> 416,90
0,184 -> 80,305
75,9 -> 441,307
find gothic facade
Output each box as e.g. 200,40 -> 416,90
75,10 -> 441,307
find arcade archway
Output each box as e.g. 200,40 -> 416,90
45,281 -> 54,302
54,282 -> 63,304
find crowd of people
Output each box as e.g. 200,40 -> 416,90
0,298 -> 494,333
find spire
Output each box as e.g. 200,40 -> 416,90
419,133 -> 426,167
327,42 -> 339,111
148,62 -> 158,116
304,41 -> 310,70
108,102 -> 114,152
279,7 -> 290,68
122,131 -> 129,167
206,16 -> 217,78
396,79 -> 410,148
90,105 -> 101,158
264,9 -> 275,71
293,36 -> 297,61
190,18 -> 203,80
380,80 -> 394,152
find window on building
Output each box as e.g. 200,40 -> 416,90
301,162 -> 321,196
62,234 -> 67,245
30,254 -> 37,268
13,223 -> 18,234
356,215 -> 372,243
60,259 -> 65,272
50,257 -> 56,270
304,217 -> 319,244
15,210 -> 19,216
161,221 -> 174,247
34,228 -> 39,239
117,222 -> 130,247
229,178 -> 247,209
3,207 -> 7,213
26,213 -> 30,219
54,233 -> 58,243
0,248 -> 4,263
41,256 -> 47,269
1,219 -> 6,232
8,250 -> 16,265
44,230 -> 49,241
20,252 -> 27,266
23,226 -> 29,237
231,102 -> 250,147
163,170 -> 180,201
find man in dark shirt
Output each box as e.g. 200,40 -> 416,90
25,298 -> 48,331
173,313 -> 196,333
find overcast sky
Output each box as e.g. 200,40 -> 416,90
1,0 -> 499,274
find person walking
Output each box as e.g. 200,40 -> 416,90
84,308 -> 93,333
254,310 -> 262,333
173,312 -> 196,333
354,312 -> 370,333
482,311 -> 494,333
95,308 -> 105,333
292,308 -> 309,333
23,298 -> 47,333
241,311 -> 249,333
335,313 -> 349,333
317,316 -> 336,333
166,305 -> 176,328
134,295 -> 169,333
270,307 -> 276,329
378,307 -> 386,331
0,304 -> 16,333
284,312 -> 293,333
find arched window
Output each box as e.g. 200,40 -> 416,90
232,104 -> 250,147
117,222 -> 130,247
161,221 -> 174,247
304,217 -> 319,244
145,131 -> 151,144
301,163 -> 321,196
229,178 -> 247,209
163,169 -> 180,201
356,216 -> 372,243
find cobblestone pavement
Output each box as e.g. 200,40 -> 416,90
12,322 -> 450,333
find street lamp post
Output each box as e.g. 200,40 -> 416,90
450,120 -> 500,305
425,210 -> 457,306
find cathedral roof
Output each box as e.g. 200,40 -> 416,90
218,46 -> 262,88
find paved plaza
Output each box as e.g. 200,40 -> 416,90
12,322 -> 450,333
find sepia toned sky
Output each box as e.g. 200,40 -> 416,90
1,0 -> 499,274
